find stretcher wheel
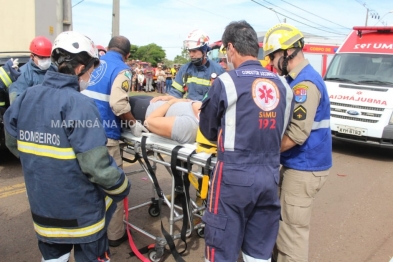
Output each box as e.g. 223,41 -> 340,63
197,228 -> 204,238
148,205 -> 160,217
148,250 -> 163,262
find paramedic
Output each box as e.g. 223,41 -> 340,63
129,95 -> 201,144
83,35 -> 147,247
8,36 -> 57,104
199,20 -> 294,262
264,23 -> 332,262
3,31 -> 130,262
159,29 -> 225,101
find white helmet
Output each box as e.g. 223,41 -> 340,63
183,29 -> 209,50
51,31 -> 99,67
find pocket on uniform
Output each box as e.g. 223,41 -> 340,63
222,168 -> 254,187
202,210 -> 228,250
281,194 -> 313,226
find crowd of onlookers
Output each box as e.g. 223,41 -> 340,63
125,59 -> 180,94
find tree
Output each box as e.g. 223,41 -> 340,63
173,47 -> 189,65
135,43 -> 166,66
173,55 -> 188,65
129,44 -> 139,60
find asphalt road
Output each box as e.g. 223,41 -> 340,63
1,140 -> 392,262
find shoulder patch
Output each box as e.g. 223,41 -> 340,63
121,80 -> 130,92
293,105 -> 307,120
124,70 -> 132,79
293,84 -> 308,103
252,78 -> 280,111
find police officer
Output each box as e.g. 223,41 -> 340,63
3,31 -> 131,262
199,20 -> 294,262
83,35 -> 147,247
264,23 -> 332,262
155,29 -> 225,102
8,36 -> 57,104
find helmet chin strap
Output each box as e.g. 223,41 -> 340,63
278,48 -> 301,76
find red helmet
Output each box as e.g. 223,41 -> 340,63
29,36 -> 52,57
96,45 -> 106,52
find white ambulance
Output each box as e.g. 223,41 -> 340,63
324,26 -> 393,148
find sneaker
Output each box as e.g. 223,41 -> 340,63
108,231 -> 128,247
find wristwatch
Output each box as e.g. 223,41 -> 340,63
210,72 -> 218,79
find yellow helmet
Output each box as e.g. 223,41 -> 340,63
263,23 -> 304,57
218,44 -> 226,58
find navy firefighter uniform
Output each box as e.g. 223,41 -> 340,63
169,59 -> 225,101
8,59 -> 57,104
3,70 -> 130,249
199,60 -> 294,261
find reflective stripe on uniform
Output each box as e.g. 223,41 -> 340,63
81,90 -> 110,102
34,217 -> 105,238
279,76 -> 294,138
105,196 -> 113,211
41,252 -> 71,262
103,177 -> 129,195
312,119 -> 330,130
187,76 -> 211,86
219,73 -> 237,151
17,140 -> 76,160
172,80 -> 183,92
0,67 -> 12,88
0,102 -> 5,106
242,252 -> 271,262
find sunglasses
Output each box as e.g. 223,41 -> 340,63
268,53 -> 275,61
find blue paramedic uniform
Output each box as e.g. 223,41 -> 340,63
4,70 -> 130,245
83,51 -> 131,140
169,59 -> 225,101
199,60 -> 294,261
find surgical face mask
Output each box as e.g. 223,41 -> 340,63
225,53 -> 235,70
79,72 -> 91,91
79,79 -> 89,91
37,58 -> 51,70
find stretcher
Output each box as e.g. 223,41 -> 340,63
120,130 -> 217,262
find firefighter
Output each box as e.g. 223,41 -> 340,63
157,29 -> 225,102
96,44 -> 107,57
264,23 -> 332,262
199,21 -> 294,262
3,31 -> 131,262
0,58 -> 20,110
8,36 -> 57,104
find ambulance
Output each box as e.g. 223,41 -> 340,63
324,26 -> 393,148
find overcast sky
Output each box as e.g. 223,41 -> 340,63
71,0 -> 393,60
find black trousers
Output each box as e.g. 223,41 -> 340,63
129,95 -> 153,124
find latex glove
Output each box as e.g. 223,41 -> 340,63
130,121 -> 149,137
11,58 -> 19,69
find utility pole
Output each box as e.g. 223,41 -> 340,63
112,0 -> 120,37
63,0 -> 73,31
365,6 -> 368,26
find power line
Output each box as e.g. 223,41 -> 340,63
251,0 -> 347,36
280,0 -> 351,30
261,0 -> 345,34
72,0 -> 85,8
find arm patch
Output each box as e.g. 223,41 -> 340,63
293,105 -> 307,120
121,80 -> 130,92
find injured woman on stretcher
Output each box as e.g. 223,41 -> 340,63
129,95 -> 202,144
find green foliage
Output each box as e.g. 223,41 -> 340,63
135,43 -> 166,67
173,55 -> 188,65
129,44 -> 138,60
